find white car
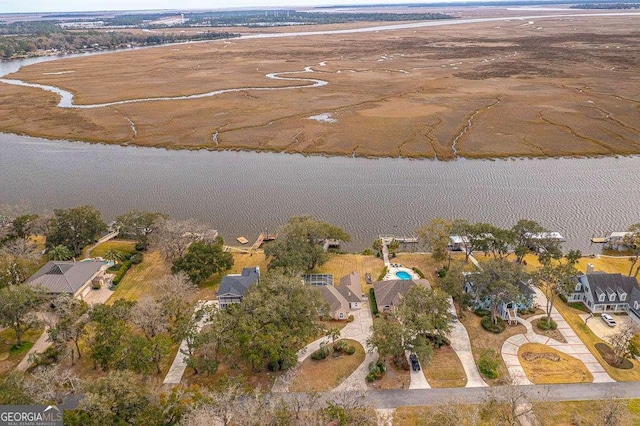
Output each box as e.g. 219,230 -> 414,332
601,313 -> 616,327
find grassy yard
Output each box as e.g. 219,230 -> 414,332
534,399 -> 640,425
423,345 -> 467,388
108,250 -> 170,302
89,239 -> 137,259
314,253 -> 385,294
554,298 -> 640,381
518,343 -> 592,384
460,310 -> 527,385
290,339 -> 365,392
0,328 -> 43,374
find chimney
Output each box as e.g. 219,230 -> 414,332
586,263 -> 594,274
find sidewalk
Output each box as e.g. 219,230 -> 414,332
163,300 -> 217,385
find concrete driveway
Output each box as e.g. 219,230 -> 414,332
580,313 -> 634,340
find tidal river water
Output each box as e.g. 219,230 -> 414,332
1,132 -> 638,252
1,15 -> 639,252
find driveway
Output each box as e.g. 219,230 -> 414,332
447,298 -> 488,387
406,351 -> 430,389
580,313 -> 634,340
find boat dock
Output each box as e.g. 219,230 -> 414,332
251,232 -> 277,251
378,235 -> 419,244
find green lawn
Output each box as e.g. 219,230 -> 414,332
0,328 -> 43,373
109,250 -> 170,302
89,239 -> 137,259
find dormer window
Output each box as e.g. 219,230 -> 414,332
609,294 -> 616,302
599,294 -> 605,302
575,283 -> 581,291
635,301 -> 639,310
620,293 -> 626,301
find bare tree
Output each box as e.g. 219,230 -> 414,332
426,400 -> 481,426
150,218 -> 212,262
24,365 -> 81,405
181,383 -> 243,426
483,382 -> 543,426
130,297 -> 167,339
607,323 -> 640,363
155,272 -> 198,340
590,397 -> 632,426
1,238 -> 39,261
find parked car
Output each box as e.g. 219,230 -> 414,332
601,313 -> 616,327
409,353 -> 420,371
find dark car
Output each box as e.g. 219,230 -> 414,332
409,353 -> 420,371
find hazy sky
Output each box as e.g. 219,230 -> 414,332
2,0 -> 448,14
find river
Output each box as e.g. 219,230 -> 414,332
1,133 -> 638,252
1,13 -> 639,252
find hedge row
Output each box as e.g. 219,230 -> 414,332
112,260 -> 133,285
369,288 -> 379,316
412,267 -> 425,279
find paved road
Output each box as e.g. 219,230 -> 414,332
361,382 -> 640,409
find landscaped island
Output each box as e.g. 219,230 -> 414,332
0,8 -> 639,160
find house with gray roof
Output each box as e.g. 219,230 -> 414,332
567,264 -> 640,324
26,260 -> 110,300
373,279 -> 431,313
217,266 -> 260,309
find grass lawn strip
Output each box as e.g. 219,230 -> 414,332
315,253 -> 385,294
108,250 -> 170,302
422,345 -> 467,388
290,339 -> 365,392
89,239 -> 137,259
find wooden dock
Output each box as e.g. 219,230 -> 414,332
251,233 -> 277,251
590,237 -> 608,244
378,235 -> 419,244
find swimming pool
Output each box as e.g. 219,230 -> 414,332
395,270 -> 412,280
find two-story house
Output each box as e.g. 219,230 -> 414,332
567,264 -> 640,325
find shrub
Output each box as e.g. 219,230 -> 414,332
537,317 -> 557,331
366,372 -> 377,382
369,288 -> 379,316
478,349 -> 500,379
91,281 -> 101,290
347,314 -> 354,322
437,266 -> 448,278
311,349 -> 327,360
412,267 -> 425,279
481,315 -> 506,333
362,248 -> 374,256
474,308 -> 490,317
377,266 -> 388,282
135,241 -> 145,251
129,253 -> 143,264
333,340 -> 349,353
346,345 -> 356,355
112,260 -> 132,286
368,359 -> 386,380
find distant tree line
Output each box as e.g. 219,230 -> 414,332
0,24 -> 238,59
184,10 -> 454,27
571,2 -> 640,8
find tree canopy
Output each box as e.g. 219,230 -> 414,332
45,205 -> 107,256
265,216 -> 350,274
471,258 -> 528,324
171,238 -> 233,285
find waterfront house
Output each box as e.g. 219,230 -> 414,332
217,266 -> 260,309
567,264 -> 640,324
463,272 -> 535,324
373,279 -> 431,313
314,272 -> 362,320
26,260 -> 110,300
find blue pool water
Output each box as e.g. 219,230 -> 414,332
395,271 -> 412,280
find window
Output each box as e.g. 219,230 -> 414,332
620,294 -> 626,301
339,313 -> 344,319
575,283 -> 581,291
635,301 -> 639,310
599,294 -> 605,302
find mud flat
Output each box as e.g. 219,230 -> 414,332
1,10 -> 639,160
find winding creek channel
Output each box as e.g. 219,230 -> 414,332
1,12 -> 639,252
